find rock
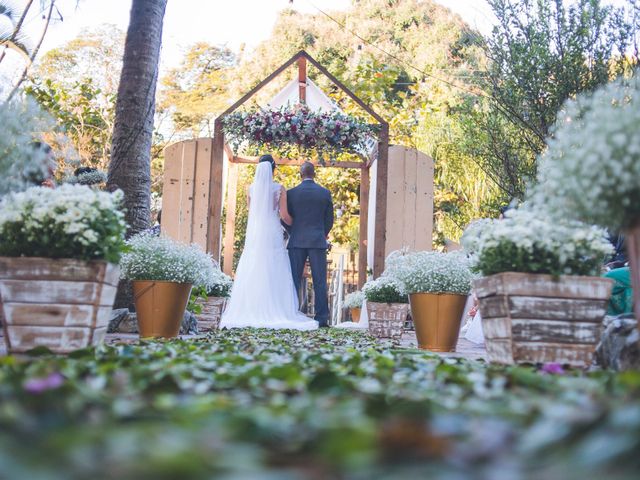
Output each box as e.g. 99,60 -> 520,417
107,308 -> 132,333
180,311 -> 199,335
106,309 -> 199,335
595,314 -> 640,370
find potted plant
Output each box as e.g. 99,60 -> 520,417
528,75 -> 640,327
387,251 -> 473,352
0,184 -> 126,353
343,290 -> 365,323
196,269 -> 233,331
362,277 -> 409,341
461,210 -> 614,367
119,234 -> 218,338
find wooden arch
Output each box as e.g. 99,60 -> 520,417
210,50 -> 389,286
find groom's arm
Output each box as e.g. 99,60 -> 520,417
324,194 -> 334,236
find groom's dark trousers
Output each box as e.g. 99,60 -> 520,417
287,179 -> 334,327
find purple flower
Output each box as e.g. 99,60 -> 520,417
540,363 -> 565,375
24,372 -> 65,394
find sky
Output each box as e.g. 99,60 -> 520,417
12,0 -> 495,73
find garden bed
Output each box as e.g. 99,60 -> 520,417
0,329 -> 638,478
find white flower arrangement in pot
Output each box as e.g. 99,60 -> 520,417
119,233 -> 219,338
362,276 -> 408,341
528,75 -> 640,323
386,250 -> 473,352
0,184 -> 127,353
191,268 -> 234,332
461,210 -> 615,367
342,290 -> 365,323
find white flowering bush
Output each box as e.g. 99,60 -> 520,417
120,234 -> 219,288
343,290 -> 365,309
207,269 -> 233,297
0,184 -> 126,263
385,250 -> 473,295
65,170 -> 108,186
461,210 -> 613,277
0,97 -> 55,196
529,75 -> 640,229
362,277 -> 408,304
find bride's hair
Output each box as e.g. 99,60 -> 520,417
258,154 -> 276,172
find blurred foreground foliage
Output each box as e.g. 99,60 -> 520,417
0,328 -> 638,478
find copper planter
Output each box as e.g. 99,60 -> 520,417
350,307 -> 361,323
132,280 -> 192,338
409,292 -> 467,352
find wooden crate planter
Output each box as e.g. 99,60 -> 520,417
475,272 -> 614,367
0,257 -> 119,354
197,296 -> 227,331
367,302 -> 410,341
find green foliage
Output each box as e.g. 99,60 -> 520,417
464,0 -> 639,199
362,276 -> 408,303
0,329 -> 638,477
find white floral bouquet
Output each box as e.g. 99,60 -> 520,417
343,290 -> 365,309
0,184 -> 126,263
362,276 -> 408,304
119,233 -> 220,288
0,98 -> 55,196
461,209 -> 613,277
529,75 -> 640,229
207,268 -> 233,298
385,250 -> 473,295
223,104 -> 378,161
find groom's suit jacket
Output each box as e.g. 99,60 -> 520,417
286,180 -> 334,249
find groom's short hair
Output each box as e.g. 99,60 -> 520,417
300,161 -> 315,179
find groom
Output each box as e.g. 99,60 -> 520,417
287,162 -> 334,327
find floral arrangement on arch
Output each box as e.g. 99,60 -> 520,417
222,104 -> 378,161
460,210 -> 613,277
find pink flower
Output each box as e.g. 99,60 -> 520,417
24,372 -> 65,394
540,363 -> 565,375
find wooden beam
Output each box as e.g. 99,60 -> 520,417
222,161 -> 239,276
358,166 -> 370,288
298,56 -> 307,103
373,124 -> 389,278
301,51 -> 387,125
218,51 -> 305,119
207,120 -> 225,261
232,154 -> 364,169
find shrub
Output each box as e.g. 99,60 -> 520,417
529,75 -> 640,229
0,184 -> 126,263
362,277 -> 407,304
385,250 -> 473,295
461,210 -> 613,277
343,290 -> 365,309
119,234 -> 219,288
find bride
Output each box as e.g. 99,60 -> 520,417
220,155 -> 318,331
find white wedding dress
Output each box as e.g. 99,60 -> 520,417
219,162 -> 318,331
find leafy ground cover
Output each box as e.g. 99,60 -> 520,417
0,329 -> 639,479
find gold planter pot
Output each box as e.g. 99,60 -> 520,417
350,307 -> 361,323
409,292 -> 467,352
132,280 -> 192,338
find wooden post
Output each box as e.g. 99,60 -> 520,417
208,119 -> 225,261
358,166 -> 369,288
222,161 -> 239,276
298,56 -> 307,104
373,124 -> 389,278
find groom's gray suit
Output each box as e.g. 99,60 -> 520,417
287,179 -> 334,327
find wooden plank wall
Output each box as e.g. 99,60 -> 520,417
384,145 -> 434,255
161,138 -> 218,254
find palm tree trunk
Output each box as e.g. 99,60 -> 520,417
107,0 -> 167,237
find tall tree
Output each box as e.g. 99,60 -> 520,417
108,0 -> 167,236
464,0 -> 639,200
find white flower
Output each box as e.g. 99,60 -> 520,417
343,291 -> 365,309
